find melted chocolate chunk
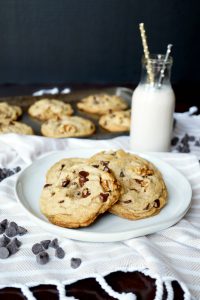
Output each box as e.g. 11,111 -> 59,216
92,165 -> 99,168
58,200 -> 65,203
120,171 -> 125,177
82,188 -> 91,198
79,171 -> 89,187
153,199 -> 160,208
100,193 -> 109,202
79,171 -> 89,177
62,179 -> 70,187
124,200 -> 132,204
44,184 -> 52,188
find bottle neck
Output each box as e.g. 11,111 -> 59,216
139,55 -> 173,88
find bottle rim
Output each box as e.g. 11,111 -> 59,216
142,54 -> 173,65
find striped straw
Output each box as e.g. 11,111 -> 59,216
158,44 -> 173,88
139,23 -> 154,84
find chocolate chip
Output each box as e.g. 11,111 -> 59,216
0,235 -> 10,247
36,251 -> 49,265
171,137 -> 179,146
62,179 -> 70,187
0,219 -> 8,228
44,183 -> 52,188
195,140 -> 200,146
100,161 -> 109,167
79,171 -> 89,187
41,240 -> 51,250
79,171 -> 89,177
49,238 -> 59,249
144,203 -> 150,210
71,257 -> 82,269
0,224 -> 5,234
60,164 -> 65,170
188,135 -> 195,142
32,243 -> 44,255
7,239 -> 20,255
0,247 -> 9,259
10,222 -> 18,230
58,200 -> 65,203
18,226 -> 28,235
5,226 -> 18,237
82,188 -> 91,198
120,171 -> 125,177
13,238 -> 21,248
14,166 -> 21,173
92,165 -> 99,168
55,247 -> 65,259
135,179 -> 143,184
154,199 -> 160,208
123,200 -> 132,204
99,193 -> 109,202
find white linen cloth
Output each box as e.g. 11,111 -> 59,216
0,107 -> 200,299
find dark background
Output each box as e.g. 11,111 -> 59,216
0,0 -> 199,86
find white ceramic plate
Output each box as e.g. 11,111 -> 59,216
15,149 -> 192,242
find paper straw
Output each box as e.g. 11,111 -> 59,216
158,44 -> 173,88
139,23 -> 154,84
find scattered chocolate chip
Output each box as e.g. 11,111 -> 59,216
18,226 -> 28,235
0,247 -> 9,259
36,251 -> 49,265
0,235 -> 10,247
44,183 -> 52,188
49,238 -> 59,249
77,191 -> 81,196
13,238 -> 21,248
32,243 -> 44,255
0,224 -> 5,234
123,200 -> 132,204
195,140 -> 200,146
71,257 -> 82,269
55,247 -> 65,259
79,171 -> 89,187
5,226 -> 18,238
171,137 -> 179,146
82,188 -> 91,198
10,222 -> 18,230
7,239 -> 20,255
188,135 -> 195,142
58,200 -> 65,203
79,171 -> 89,177
41,240 -> 51,250
14,166 -> 21,173
62,179 -> 70,187
0,219 -> 8,228
154,199 -> 160,208
120,171 -> 125,177
99,193 -> 109,202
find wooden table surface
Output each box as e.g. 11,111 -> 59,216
0,83 -> 196,300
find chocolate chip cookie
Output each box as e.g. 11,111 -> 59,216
89,150 -> 167,220
28,99 -> 73,121
99,110 -> 131,132
41,116 -> 95,138
0,120 -> 34,135
77,94 -> 128,115
0,102 -> 22,121
40,164 -> 121,228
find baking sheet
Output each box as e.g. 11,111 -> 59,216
0,87 -> 133,139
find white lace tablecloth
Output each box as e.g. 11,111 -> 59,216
0,107 -> 200,300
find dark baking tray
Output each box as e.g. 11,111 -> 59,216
0,87 -> 133,139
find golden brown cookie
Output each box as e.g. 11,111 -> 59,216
0,120 -> 34,135
99,110 -> 131,132
28,99 -> 73,121
40,163 -> 121,228
89,150 -> 167,220
41,116 -> 95,138
77,94 -> 128,115
0,102 -> 22,121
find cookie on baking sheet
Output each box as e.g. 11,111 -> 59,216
89,150 -> 167,220
0,120 -> 34,135
46,158 -> 87,184
0,102 -> 22,121
40,164 -> 121,228
28,99 -> 73,121
99,110 -> 131,132
41,116 -> 95,138
77,94 -> 128,115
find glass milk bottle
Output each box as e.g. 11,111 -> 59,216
130,55 -> 175,152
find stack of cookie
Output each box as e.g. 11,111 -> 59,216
77,94 -> 131,132
0,102 -> 33,135
40,150 -> 167,228
28,98 -> 96,138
